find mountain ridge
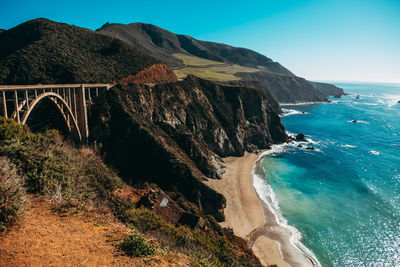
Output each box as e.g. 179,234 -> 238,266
97,22 -> 344,103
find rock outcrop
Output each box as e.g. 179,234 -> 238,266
89,75 -> 287,220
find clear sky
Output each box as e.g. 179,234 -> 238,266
1,0 -> 399,82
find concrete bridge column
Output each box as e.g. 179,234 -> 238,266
77,84 -> 89,142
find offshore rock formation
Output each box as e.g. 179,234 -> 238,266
0,19 -> 160,84
89,75 -> 287,220
236,71 -> 327,103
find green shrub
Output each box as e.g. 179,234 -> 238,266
0,117 -> 29,141
0,157 -> 25,231
0,126 -> 122,208
120,232 -> 156,257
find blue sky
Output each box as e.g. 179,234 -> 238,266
1,0 -> 399,82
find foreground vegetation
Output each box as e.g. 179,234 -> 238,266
0,118 -> 259,266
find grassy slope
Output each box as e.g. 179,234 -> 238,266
173,53 -> 260,82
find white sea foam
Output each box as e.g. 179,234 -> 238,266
376,94 -> 400,107
369,150 -> 380,155
342,144 -> 357,148
347,120 -> 369,124
280,101 -> 326,106
252,145 -> 322,266
281,108 -> 308,117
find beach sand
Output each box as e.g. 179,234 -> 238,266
206,152 -> 289,267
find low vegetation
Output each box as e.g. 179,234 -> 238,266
120,231 -> 156,257
0,117 -> 259,266
0,157 -> 25,231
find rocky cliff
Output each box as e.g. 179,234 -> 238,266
89,75 -> 287,220
0,19 -> 166,84
236,71 -> 327,103
312,81 -> 345,97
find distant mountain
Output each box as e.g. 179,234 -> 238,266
97,22 -> 344,103
0,19 -> 177,84
97,22 -> 293,75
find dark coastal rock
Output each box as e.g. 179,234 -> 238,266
296,133 -> 308,142
356,95 -> 360,99
306,146 -> 315,150
352,120 -> 358,123
297,144 -> 303,148
397,100 -> 400,104
178,212 -> 205,229
89,75 -> 287,221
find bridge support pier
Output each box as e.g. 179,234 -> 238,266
77,84 -> 89,143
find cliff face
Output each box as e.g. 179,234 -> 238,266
312,81 -> 345,97
236,71 -> 327,103
119,63 -> 178,84
0,19 -> 162,84
89,75 -> 287,220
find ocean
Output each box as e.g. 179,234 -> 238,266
255,82 -> 400,266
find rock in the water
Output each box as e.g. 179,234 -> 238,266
306,146 -> 315,150
297,144 -> 303,148
352,120 -> 358,123
397,100 -> 400,104
356,95 -> 360,99
296,133 -> 307,142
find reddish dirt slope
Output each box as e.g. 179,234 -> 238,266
0,195 -> 189,267
119,63 -> 178,84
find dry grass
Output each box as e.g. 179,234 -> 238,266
173,53 -> 260,81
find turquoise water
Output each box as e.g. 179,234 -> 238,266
261,82 -> 400,266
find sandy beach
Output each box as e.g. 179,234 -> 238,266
206,152 -> 289,267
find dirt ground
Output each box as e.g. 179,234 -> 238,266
0,195 -> 189,267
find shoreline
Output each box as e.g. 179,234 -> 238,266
207,151 -> 318,267
206,152 -> 288,267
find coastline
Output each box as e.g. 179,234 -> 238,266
206,152 -> 288,267
207,151 -> 318,267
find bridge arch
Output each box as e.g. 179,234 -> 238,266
20,92 -> 82,141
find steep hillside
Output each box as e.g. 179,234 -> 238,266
97,22 -> 345,103
0,19 -> 177,84
0,119 -> 262,266
97,22 -> 294,75
89,75 -> 287,221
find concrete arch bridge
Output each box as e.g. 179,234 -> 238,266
0,84 -> 112,142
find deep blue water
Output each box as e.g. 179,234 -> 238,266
261,82 -> 400,266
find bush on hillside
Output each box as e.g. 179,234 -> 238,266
0,157 -> 25,231
119,232 -> 156,257
0,120 -> 122,207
